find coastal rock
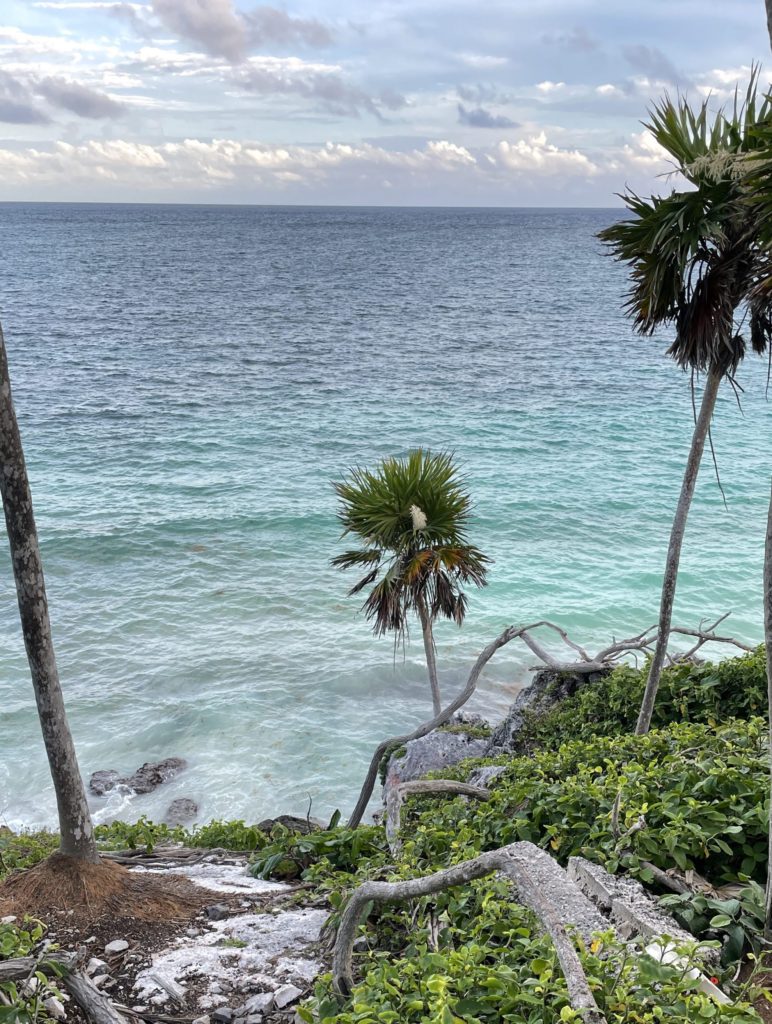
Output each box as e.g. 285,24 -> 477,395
383,716 -> 490,797
125,758 -> 188,794
255,815 -> 323,835
89,758 -> 187,797
466,765 -> 506,789
89,770 -> 121,797
484,667 -> 609,756
164,797 -> 199,825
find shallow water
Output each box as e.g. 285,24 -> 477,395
0,203 -> 769,829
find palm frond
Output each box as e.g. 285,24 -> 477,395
332,450 -> 489,639
599,73 -> 771,372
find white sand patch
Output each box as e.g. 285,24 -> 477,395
133,903 -> 327,1009
130,856 -> 327,1012
131,859 -> 287,895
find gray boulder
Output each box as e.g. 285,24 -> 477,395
164,798 -> 199,825
485,667 -> 609,756
89,758 -> 187,797
384,716 -> 490,795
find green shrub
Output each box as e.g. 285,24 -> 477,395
0,918 -> 65,1024
0,829 -> 58,880
303,920 -> 759,1023
251,824 -> 387,882
517,648 -> 767,752
412,718 -> 768,886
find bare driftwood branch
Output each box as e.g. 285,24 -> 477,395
332,841 -> 606,1023
385,780 -> 490,855
101,846 -> 237,868
346,622 -> 530,827
348,613 -> 752,828
62,972 -> 130,1024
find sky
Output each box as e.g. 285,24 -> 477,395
0,0 -> 769,205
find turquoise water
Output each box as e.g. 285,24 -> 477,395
0,203 -> 769,830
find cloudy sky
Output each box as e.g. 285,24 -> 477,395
0,0 -> 768,204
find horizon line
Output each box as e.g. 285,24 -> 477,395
0,199 -> 623,210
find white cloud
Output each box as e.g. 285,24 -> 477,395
495,133 -> 598,176
616,130 -> 671,173
0,133 -> 600,192
536,80 -> 565,94
457,53 -> 507,69
33,2 -> 144,8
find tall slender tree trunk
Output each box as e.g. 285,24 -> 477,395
764,480 -> 772,939
636,367 -> 723,735
766,0 -> 772,52
0,323 -> 99,862
416,594 -> 442,716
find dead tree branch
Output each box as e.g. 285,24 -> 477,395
385,780 -> 490,856
0,956 -> 129,1024
347,613 -> 751,827
332,840 -> 606,1023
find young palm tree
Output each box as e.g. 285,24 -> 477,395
600,79 -> 772,735
332,449 -> 489,716
0,321 -> 99,862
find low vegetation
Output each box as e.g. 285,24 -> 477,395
2,650 -> 771,1022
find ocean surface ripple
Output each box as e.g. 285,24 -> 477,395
0,203 -> 769,829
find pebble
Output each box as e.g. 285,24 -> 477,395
104,940 -> 129,955
86,958 -> 108,976
43,997 -> 66,1020
273,985 -> 302,1009
212,1008 -> 233,1023
205,904 -> 231,922
240,994 -> 273,1015
192,1017 -> 210,1024
0,916 -> 17,925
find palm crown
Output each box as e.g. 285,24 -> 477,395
332,449 -> 489,638
599,76 -> 772,373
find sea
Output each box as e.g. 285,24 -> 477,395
0,203 -> 769,832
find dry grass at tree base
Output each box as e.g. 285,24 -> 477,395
0,853 -> 213,934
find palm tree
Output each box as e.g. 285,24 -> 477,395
0,321 -> 99,863
600,78 -> 772,735
332,449 -> 489,716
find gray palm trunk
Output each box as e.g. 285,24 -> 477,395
416,593 -> 442,716
635,367 -> 723,735
764,480 -> 772,939
0,323 -> 99,862
767,0 -> 772,51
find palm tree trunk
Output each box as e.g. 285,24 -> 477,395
0,323 -> 99,862
764,480 -> 772,939
635,367 -> 722,735
766,0 -> 772,52
416,594 -> 442,716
